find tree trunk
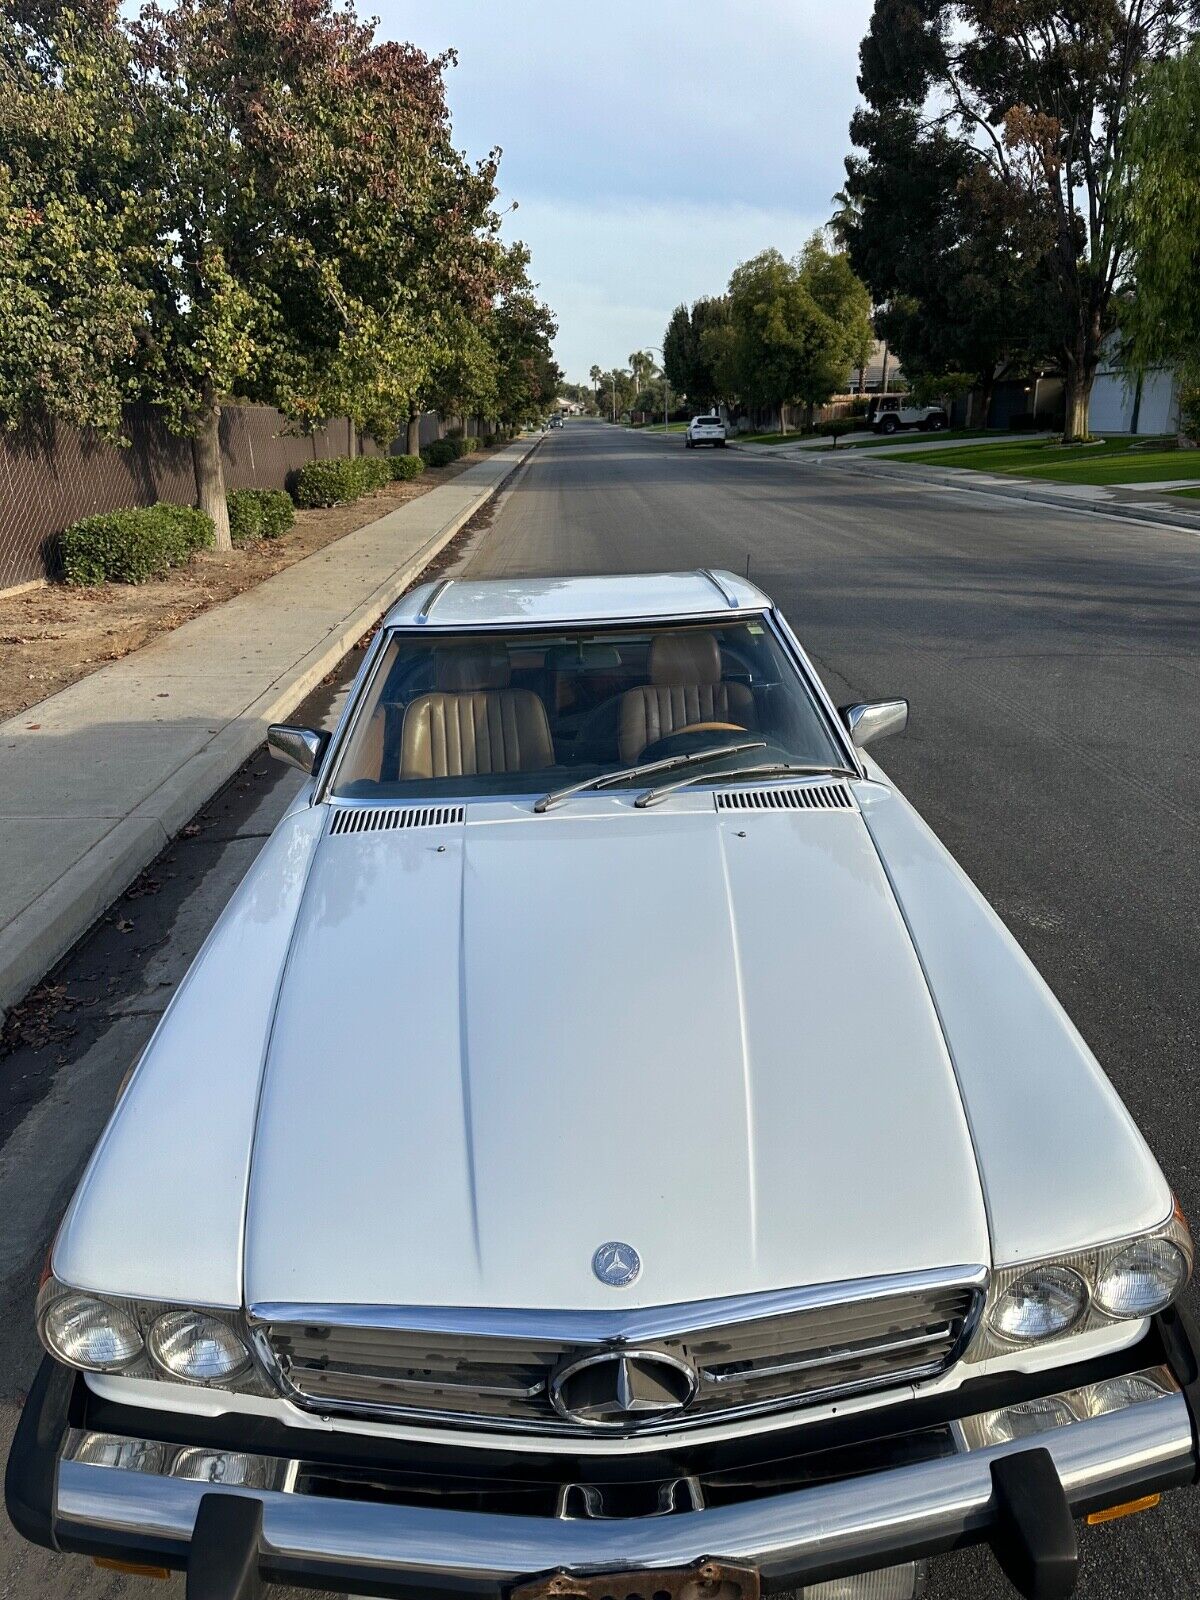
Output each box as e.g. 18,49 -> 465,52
406,411 -> 421,455
780,406 -> 788,436
191,390 -> 230,551
971,375 -> 994,430
1063,374 -> 1092,443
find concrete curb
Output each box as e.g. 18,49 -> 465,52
755,448 -> 1200,535
0,435 -> 540,1015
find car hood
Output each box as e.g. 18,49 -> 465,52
244,795 -> 989,1312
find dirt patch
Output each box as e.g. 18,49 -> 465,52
0,449 -> 505,723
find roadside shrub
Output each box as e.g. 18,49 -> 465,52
227,489 -> 264,546
228,487 -> 296,542
460,436 -> 481,454
294,457 -> 361,508
421,439 -> 457,468
255,488 -> 295,538
354,455 -> 392,493
388,454 -> 425,480
482,433 -> 500,448
59,503 -> 215,586
818,419 -> 857,443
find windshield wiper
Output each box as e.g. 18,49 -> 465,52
533,739 -> 767,813
635,760 -> 856,809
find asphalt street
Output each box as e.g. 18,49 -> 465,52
1,419 -> 1198,1596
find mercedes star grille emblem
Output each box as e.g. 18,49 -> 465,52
592,1240 -> 641,1287
549,1348 -> 698,1428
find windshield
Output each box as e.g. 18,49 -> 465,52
329,618 -> 847,800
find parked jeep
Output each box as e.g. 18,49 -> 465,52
868,395 -> 949,434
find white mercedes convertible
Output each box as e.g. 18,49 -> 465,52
8,572 -> 1198,1600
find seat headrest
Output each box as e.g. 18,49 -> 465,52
649,631 -> 721,685
438,647 -> 511,691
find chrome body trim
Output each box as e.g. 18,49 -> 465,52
697,568 -> 741,608
52,1384 -> 1194,1588
248,1266 -> 989,1345
414,577 -> 454,623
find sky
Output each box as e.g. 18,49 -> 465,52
378,2 -> 876,383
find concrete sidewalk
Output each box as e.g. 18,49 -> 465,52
742,440 -> 1200,535
0,435 -> 539,1014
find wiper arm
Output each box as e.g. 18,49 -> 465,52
635,760 -> 856,809
534,739 -> 767,813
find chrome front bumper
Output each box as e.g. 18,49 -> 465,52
40,1363 -> 1198,1599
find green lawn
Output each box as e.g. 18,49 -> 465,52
1171,486 -> 1200,498
844,427 -> 1019,450
886,435 -> 1182,484
733,426 -> 1026,450
640,421 -> 689,434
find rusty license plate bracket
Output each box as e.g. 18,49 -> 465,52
511,1558 -> 761,1600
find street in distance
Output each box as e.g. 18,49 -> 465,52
9,572 -> 1199,1600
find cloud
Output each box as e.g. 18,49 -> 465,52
376,0 -> 874,379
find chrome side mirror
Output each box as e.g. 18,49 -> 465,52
267,724 -> 331,775
840,699 -> 909,748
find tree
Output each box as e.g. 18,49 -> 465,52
628,349 -> 656,394
0,4 -> 147,438
712,244 -> 872,431
125,0 -> 507,545
663,297 -> 727,412
489,271 -> 560,429
851,0 -> 1197,440
797,234 -> 874,423
846,105 -> 1056,426
589,364 -> 602,409
1120,39 -> 1200,434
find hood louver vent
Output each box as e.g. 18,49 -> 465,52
329,804 -> 465,836
715,783 -> 855,813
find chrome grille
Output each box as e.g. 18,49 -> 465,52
260,1270 -> 983,1435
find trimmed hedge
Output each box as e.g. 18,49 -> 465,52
293,454 -> 391,508
227,487 -> 296,544
460,436 -> 481,455
389,454 -> 425,481
421,439 -> 457,469
60,502 -> 215,586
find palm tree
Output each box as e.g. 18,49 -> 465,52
589,364 -> 602,407
828,187 -> 861,248
628,350 -> 656,396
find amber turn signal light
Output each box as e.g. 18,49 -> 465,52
93,1557 -> 170,1578
1086,1492 -> 1161,1526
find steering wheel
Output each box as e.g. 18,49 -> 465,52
637,723 -> 751,763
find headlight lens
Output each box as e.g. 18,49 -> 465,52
148,1311 -> 251,1384
42,1292 -> 143,1371
989,1265 -> 1087,1342
1095,1238 -> 1187,1319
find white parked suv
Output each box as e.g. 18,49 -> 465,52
9,572 -> 1198,1600
868,395 -> 949,434
686,414 -> 726,447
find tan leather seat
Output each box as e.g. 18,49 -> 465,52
400,690 -> 554,778
618,632 -> 754,763
351,648 -> 519,783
